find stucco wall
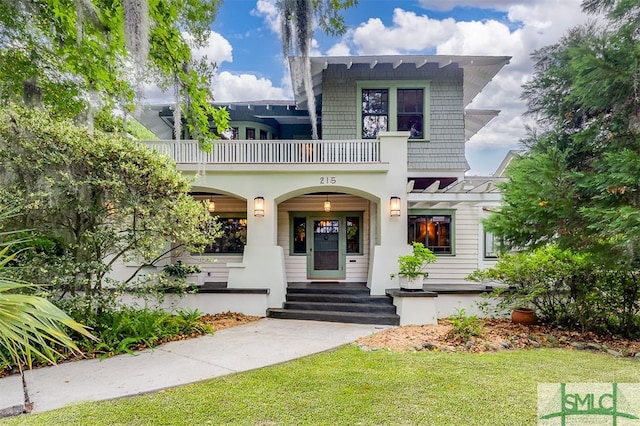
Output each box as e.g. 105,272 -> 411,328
320,63 -> 466,171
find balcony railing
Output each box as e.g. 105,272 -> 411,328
143,139 -> 380,164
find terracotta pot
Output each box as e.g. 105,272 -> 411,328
511,308 -> 537,325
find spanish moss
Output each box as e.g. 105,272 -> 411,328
122,0 -> 150,68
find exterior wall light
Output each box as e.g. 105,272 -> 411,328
254,197 -> 264,217
207,199 -> 216,213
390,196 -> 401,217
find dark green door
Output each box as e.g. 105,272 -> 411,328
308,218 -> 345,279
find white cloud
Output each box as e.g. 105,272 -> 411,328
253,0 -> 281,34
352,9 -> 458,54
418,0 -> 544,12
212,71 -> 289,102
189,31 -> 234,66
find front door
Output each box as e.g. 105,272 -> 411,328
308,218 -> 345,279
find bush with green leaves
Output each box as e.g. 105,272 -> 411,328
467,245 -> 640,337
0,105 -> 221,316
449,308 -> 483,341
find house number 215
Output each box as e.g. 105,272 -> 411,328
320,176 -> 336,184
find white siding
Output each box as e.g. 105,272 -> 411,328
278,195 -> 371,283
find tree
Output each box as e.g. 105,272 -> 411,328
489,4 -> 640,261
278,0 -> 357,139
0,105 -> 220,314
483,2 -> 640,336
0,0 -> 229,147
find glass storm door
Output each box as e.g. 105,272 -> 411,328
309,219 -> 345,279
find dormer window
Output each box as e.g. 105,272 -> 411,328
357,81 -> 430,140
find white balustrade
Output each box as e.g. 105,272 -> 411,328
142,139 -> 380,164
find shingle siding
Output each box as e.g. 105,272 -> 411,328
321,63 -> 467,171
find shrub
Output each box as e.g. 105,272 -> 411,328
467,245 -> 640,338
449,308 -> 483,341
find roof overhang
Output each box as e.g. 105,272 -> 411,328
289,55 -> 511,110
465,109 -> 500,141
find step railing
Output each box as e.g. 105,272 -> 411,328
142,139 -> 381,164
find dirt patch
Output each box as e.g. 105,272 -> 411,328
357,318 -> 640,358
197,311 -> 262,331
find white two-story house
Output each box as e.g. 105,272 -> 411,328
136,54 -> 510,325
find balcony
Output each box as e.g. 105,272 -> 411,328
143,139 -> 381,165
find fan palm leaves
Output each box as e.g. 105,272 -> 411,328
0,246 -> 96,372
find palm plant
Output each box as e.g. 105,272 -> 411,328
0,243 -> 95,372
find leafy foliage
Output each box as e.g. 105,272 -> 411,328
0,105 -> 220,314
449,308 -> 483,341
468,245 -> 640,337
0,0 -> 228,142
0,247 -> 95,372
162,261 -> 202,278
482,2 -> 640,337
390,242 -> 437,279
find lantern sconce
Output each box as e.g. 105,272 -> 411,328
254,197 -> 264,217
390,196 -> 401,217
207,199 -> 216,213
323,195 -> 331,212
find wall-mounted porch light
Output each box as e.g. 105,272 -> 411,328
323,195 -> 331,212
254,197 -> 264,217
207,199 -> 216,213
390,196 -> 401,217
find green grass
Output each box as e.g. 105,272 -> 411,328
3,347 -> 640,425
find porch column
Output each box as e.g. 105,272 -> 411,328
369,132 -> 412,295
227,196 -> 286,308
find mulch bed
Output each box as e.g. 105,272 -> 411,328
357,318 -> 640,358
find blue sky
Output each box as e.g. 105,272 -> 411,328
148,0 -> 591,175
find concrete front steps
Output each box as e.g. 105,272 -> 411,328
267,282 -> 400,326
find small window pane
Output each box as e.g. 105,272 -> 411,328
346,216 -> 360,254
484,232 -> 499,258
293,217 -> 306,254
260,129 -> 268,140
362,116 -> 388,139
246,128 -> 255,139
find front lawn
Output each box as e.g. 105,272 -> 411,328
2,346 -> 640,425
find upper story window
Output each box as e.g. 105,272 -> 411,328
362,89 -> 389,139
397,89 -> 423,139
246,128 -> 255,140
357,81 -> 430,140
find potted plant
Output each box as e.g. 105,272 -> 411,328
390,242 -> 437,290
162,261 -> 203,286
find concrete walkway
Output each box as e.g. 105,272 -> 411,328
0,318 -> 388,417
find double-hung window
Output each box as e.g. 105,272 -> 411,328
357,81 -> 430,140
